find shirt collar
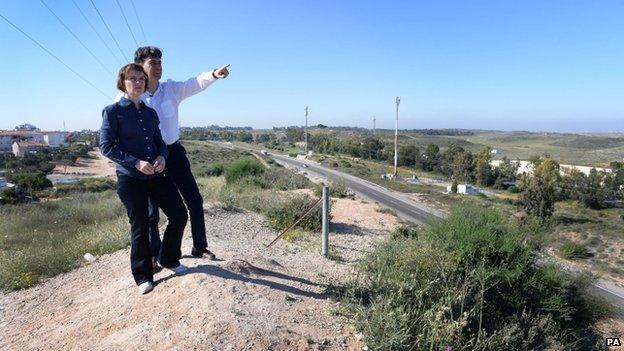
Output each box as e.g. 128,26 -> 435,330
119,95 -> 146,108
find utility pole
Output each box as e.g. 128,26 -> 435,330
394,96 -> 400,177
373,116 -> 376,135
304,106 -> 309,155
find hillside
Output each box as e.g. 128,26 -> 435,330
0,197 -> 399,350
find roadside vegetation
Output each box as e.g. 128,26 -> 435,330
335,206 -> 607,350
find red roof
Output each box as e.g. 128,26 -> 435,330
15,141 -> 47,147
0,130 -> 43,136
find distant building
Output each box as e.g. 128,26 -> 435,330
15,123 -> 40,131
490,149 -> 499,155
12,141 -> 47,157
0,129 -> 67,152
447,184 -> 480,195
0,177 -> 6,189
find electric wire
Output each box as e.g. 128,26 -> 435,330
39,0 -> 114,76
71,0 -> 124,65
114,0 -> 138,47
129,0 -> 148,43
0,11 -> 110,99
88,0 -> 129,62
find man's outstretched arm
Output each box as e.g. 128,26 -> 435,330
172,64 -> 230,103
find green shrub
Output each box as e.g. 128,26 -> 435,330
224,157 -> 264,184
507,185 -> 519,193
0,187 -> 20,204
313,181 -> 350,198
338,205 -> 604,350
257,167 -> 311,190
390,225 -> 419,239
264,195 -> 324,231
558,241 -> 591,260
54,177 -> 116,195
203,163 -> 225,177
8,171 -> 52,191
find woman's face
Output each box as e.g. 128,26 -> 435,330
124,69 -> 146,98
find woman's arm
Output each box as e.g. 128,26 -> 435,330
99,106 -> 139,168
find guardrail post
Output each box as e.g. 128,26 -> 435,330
322,185 -> 330,257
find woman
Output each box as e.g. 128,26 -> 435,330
100,63 -> 188,294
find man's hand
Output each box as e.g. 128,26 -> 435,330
136,160 -> 155,175
153,156 -> 166,173
213,64 -> 230,79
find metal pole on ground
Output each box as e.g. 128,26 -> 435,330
322,185 -> 330,257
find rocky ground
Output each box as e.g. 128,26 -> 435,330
0,196 -> 399,350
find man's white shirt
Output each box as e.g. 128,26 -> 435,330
114,72 -> 217,145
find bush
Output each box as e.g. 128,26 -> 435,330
390,225 -> 419,239
329,161 -> 339,167
203,163 -> 225,177
224,157 -> 264,184
338,205 -> 604,350
264,195 -> 324,231
54,177 -> 116,195
558,241 -> 591,260
313,181 -> 350,198
0,187 -> 20,204
256,167 -> 311,190
8,171 -> 53,191
507,185 -> 519,193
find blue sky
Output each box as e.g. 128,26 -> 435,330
0,0 -> 623,132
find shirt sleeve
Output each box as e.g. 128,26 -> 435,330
169,72 -> 218,103
153,117 -> 168,160
99,107 -> 139,168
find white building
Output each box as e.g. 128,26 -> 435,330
490,159 -> 612,177
447,184 -> 480,195
0,131 -> 45,151
44,132 -> 68,147
12,141 -> 47,157
0,130 -> 67,151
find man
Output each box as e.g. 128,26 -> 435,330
119,46 -> 229,265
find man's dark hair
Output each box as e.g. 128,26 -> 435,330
134,46 -> 162,64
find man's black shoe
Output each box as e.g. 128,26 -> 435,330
191,247 -> 216,260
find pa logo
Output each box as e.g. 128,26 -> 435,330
607,337 -> 622,347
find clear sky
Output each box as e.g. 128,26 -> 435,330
0,0 -> 623,132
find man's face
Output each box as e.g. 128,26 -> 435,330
142,57 -> 162,82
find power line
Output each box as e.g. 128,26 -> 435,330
0,11 -> 110,99
115,0 -> 138,47
39,0 -> 114,77
129,0 -> 148,43
71,0 -> 124,65
88,0 -> 129,62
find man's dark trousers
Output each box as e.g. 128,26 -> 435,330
148,142 -> 207,256
117,173 -> 188,285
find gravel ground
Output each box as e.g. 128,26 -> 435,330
0,198 -> 396,350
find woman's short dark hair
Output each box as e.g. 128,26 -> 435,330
116,63 -> 148,92
134,46 -> 162,64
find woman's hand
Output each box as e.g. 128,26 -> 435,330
136,160 -> 155,175
153,156 -> 166,173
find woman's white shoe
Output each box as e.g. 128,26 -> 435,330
138,281 -> 154,294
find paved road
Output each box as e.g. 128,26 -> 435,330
270,154 -> 446,224
211,142 -> 624,307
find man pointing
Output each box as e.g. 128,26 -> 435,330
119,46 -> 229,266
